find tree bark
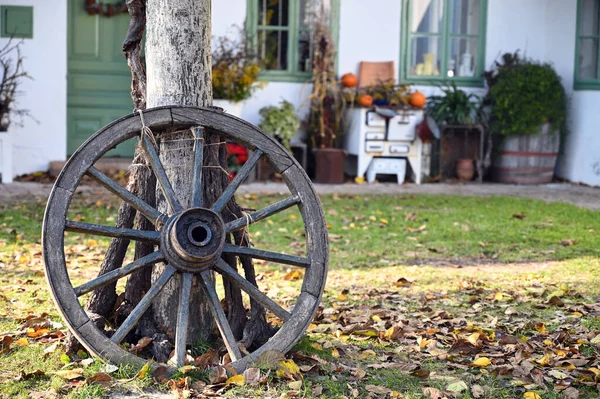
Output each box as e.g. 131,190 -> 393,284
146,0 -> 214,341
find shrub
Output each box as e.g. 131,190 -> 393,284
258,100 -> 299,149
487,60 -> 567,136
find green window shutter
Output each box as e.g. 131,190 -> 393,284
574,0 -> 600,90
400,0 -> 487,87
246,0 -> 340,82
1,6 -> 34,39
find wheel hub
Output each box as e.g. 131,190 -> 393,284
161,207 -> 226,272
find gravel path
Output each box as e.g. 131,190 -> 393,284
1,181 -> 599,210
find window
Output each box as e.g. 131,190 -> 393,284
246,0 -> 340,82
401,0 -> 487,86
575,0 -> 600,90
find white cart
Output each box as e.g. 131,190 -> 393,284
342,108 -> 425,184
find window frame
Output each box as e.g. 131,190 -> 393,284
246,0 -> 340,83
399,0 -> 488,87
574,0 -> 600,90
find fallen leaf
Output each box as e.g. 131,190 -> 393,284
559,239 -> 575,246
447,380 -> 468,393
0,336 -> 13,354
86,372 -> 112,385
129,336 -> 152,354
226,374 -> 245,387
288,380 -> 302,390
471,357 -> 491,367
15,337 -> 28,346
423,387 -> 448,399
524,392 -> 542,399
365,385 -> 392,395
512,213 -> 526,220
54,368 -> 84,380
135,362 -> 150,380
209,366 -> 227,384
255,350 -> 285,369
471,384 -> 485,398
313,384 -> 323,396
243,368 -> 261,385
549,296 -> 565,307
410,368 -> 430,379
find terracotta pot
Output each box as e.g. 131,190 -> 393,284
456,158 -> 474,181
314,148 -> 345,184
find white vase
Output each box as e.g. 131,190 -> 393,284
212,99 -> 245,119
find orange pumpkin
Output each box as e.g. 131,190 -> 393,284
409,91 -> 426,108
341,73 -> 358,88
358,94 -> 373,107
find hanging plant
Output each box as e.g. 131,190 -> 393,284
84,0 -> 128,17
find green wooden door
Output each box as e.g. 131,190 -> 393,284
67,0 -> 134,156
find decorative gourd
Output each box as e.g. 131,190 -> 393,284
358,95 -> 373,107
341,73 -> 358,88
409,91 -> 426,108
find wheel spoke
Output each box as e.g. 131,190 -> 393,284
111,265 -> 176,344
226,195 -> 301,233
222,243 -> 310,268
212,149 -> 263,213
199,270 -> 243,361
65,220 -> 160,244
74,251 -> 165,297
87,167 -> 166,226
172,272 -> 193,367
214,259 -> 291,322
141,134 -> 183,214
192,127 -> 205,208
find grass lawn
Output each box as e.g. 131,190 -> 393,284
1,191 -> 600,398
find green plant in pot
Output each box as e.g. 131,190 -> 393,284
426,83 -> 485,182
258,100 -> 300,150
486,56 -> 567,184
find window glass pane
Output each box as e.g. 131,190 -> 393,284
411,0 -> 444,33
298,29 -> 312,72
578,38 -> 598,79
449,0 -> 479,35
410,36 -> 442,76
579,0 -> 600,36
259,29 -> 289,70
447,37 -> 478,78
258,0 -> 289,27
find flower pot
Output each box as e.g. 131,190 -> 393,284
492,123 -> 559,184
314,148 -> 345,184
456,158 -> 475,181
212,99 -> 245,119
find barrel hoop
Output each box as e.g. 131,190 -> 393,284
496,167 -> 555,173
501,151 -> 558,157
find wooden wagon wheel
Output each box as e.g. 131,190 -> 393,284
43,106 -> 328,371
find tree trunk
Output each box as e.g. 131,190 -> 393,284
145,0 -> 214,342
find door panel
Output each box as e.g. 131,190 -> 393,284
67,0 -> 134,157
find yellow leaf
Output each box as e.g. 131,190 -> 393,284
537,353 -> 553,366
354,176 -> 365,184
288,380 -> 303,390
379,218 -> 389,225
15,338 -> 28,346
543,339 -> 553,346
472,357 -> 491,367
588,367 -> 600,376
279,359 -> 300,376
371,315 -> 382,323
86,239 -> 98,247
523,392 -> 542,399
336,293 -> 347,301
136,362 -> 150,379
226,375 -> 245,386
467,333 -> 480,346
494,292 -> 504,301
369,216 -> 376,221
571,312 -> 583,317
331,348 -> 340,358
54,368 -> 84,380
311,343 -> 323,351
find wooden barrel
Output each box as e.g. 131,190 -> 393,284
492,124 -> 560,184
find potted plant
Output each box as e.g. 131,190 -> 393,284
426,82 -> 486,182
257,100 -> 300,180
211,29 -> 264,118
307,21 -> 347,184
485,55 -> 567,184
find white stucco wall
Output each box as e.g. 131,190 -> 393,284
0,0 -> 67,178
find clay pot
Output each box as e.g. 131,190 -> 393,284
456,158 -> 475,181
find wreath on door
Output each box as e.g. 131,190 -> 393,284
85,0 -> 128,17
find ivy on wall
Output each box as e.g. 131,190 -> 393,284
85,0 -> 128,17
